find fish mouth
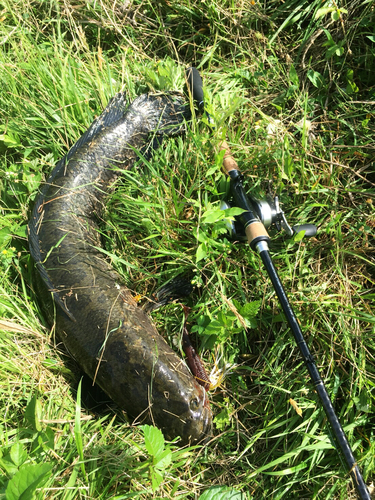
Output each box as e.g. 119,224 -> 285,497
189,404 -> 212,445
200,406 -> 213,442
165,401 -> 212,446
191,385 -> 213,444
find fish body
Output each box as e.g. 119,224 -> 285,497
28,92 -> 211,443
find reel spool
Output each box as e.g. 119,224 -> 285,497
221,193 -> 317,241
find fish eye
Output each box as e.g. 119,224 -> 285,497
190,397 -> 200,411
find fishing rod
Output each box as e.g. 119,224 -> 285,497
185,67 -> 370,500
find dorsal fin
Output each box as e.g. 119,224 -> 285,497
28,93 -> 129,320
45,92 -> 130,188
65,93 -> 129,162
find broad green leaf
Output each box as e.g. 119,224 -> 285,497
197,231 -> 209,243
294,229 -> 306,242
331,8 -> 347,21
335,46 -> 344,57
206,165 -> 220,176
141,425 -> 165,458
346,81 -> 359,95
5,463 -> 52,500
345,70 -> 359,94
37,427 -> 55,452
223,207 -> 246,218
307,69 -> 324,88
0,454 -> 19,476
347,69 -> 354,82
199,485 -> 245,500
202,206 -> 245,224
353,390 -> 370,413
289,64 -> 299,87
154,449 -> 172,470
240,300 -> 261,319
24,396 -> 42,432
213,409 -> 231,431
315,7 -> 335,20
9,443 -> 28,468
325,44 -> 343,59
202,210 -> 224,223
0,134 -> 21,147
150,469 -> 163,492
196,243 -> 207,262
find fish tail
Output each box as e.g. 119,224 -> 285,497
143,275 -> 193,313
130,92 -> 191,137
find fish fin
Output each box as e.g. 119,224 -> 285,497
34,262 -> 76,321
43,93 -> 130,189
28,211 -> 75,321
143,274 -> 193,313
28,93 -> 130,303
78,373 -> 113,413
28,222 -> 75,321
65,93 -> 130,161
130,92 -> 191,137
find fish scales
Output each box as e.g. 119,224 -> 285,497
28,92 -> 212,443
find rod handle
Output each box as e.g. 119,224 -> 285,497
218,139 -> 239,173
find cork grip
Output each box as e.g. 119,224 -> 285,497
245,222 -> 269,245
219,140 -> 238,173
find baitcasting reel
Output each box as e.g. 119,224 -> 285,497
221,191 -> 317,241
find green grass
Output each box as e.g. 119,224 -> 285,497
0,0 -> 374,498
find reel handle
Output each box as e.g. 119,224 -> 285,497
292,224 -> 317,238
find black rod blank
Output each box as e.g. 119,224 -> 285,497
185,65 -> 370,500
258,246 -> 370,500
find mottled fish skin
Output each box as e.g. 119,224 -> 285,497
28,92 -> 212,444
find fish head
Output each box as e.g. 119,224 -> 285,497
179,381 -> 212,445
150,362 -> 212,445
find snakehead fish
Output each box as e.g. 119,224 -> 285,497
28,92 -> 212,443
